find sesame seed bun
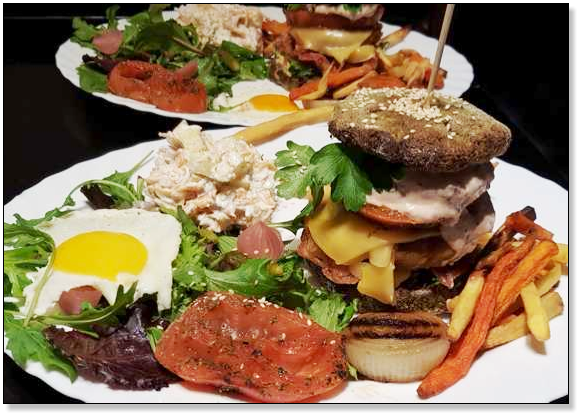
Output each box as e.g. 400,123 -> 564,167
328,88 -> 512,172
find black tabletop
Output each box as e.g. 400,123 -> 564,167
3,4 -> 568,404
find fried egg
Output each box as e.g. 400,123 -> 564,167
212,79 -> 299,114
22,209 -> 182,316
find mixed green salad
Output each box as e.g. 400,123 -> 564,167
3,153 -> 357,388
71,5 -> 268,105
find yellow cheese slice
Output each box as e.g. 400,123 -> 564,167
357,259 -> 395,304
307,199 -> 440,265
291,28 -> 372,64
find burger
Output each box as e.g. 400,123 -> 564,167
263,4 -> 385,88
296,87 -> 512,313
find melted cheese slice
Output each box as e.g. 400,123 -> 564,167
291,28 -> 372,64
357,260 -> 395,305
307,199 -> 440,265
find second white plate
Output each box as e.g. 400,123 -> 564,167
55,6 -> 474,126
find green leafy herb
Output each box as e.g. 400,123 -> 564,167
289,59 -> 317,80
4,311 -> 77,381
274,141 -> 405,225
217,235 -> 237,254
146,327 -> 164,351
308,294 -> 358,333
71,17 -> 100,48
67,152 -> 152,209
105,5 -> 120,30
77,64 -> 108,93
347,362 -> 359,380
38,283 -> 137,337
284,4 -> 303,11
343,4 -> 363,13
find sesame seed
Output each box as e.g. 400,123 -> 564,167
240,364 -> 245,370
349,122 -> 355,127
254,279 -> 259,286
403,134 -> 410,139
187,270 -> 194,276
330,340 -> 336,345
410,129 -> 416,133
264,248 -> 270,253
253,250 -> 259,255
362,118 -> 369,123
307,319 -> 312,326
425,124 -> 432,128
280,333 -> 286,340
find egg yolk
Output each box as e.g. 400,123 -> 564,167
53,231 -> 148,281
249,94 -> 299,112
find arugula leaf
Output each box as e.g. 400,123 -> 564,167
343,4 -> 363,13
4,311 -> 77,381
38,283 -> 137,336
148,4 -> 170,23
217,236 -> 237,254
284,4 -> 303,11
289,59 -> 317,80
146,327 -> 164,351
347,362 -> 359,380
105,5 -> 120,30
68,152 -> 152,209
308,294 -> 357,332
3,217 -> 58,300
71,17 -> 100,47
77,64 -> 108,93
134,21 -> 198,55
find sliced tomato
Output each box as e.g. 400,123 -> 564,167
58,286 -> 102,315
155,292 -> 347,403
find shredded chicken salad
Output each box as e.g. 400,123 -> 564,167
145,121 -> 277,232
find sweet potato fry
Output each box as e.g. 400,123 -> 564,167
492,240 -> 558,325
484,291 -> 564,349
506,211 -> 553,240
417,238 -> 535,399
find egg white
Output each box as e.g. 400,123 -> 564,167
212,79 -> 292,109
22,209 -> 182,316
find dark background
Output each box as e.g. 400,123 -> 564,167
3,3 -> 568,404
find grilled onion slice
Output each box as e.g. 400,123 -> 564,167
345,312 -> 450,382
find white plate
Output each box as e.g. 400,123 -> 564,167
55,6 -> 474,127
4,123 -> 568,403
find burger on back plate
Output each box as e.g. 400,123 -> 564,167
263,4 -> 446,97
275,87 -> 511,314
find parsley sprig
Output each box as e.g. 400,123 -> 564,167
274,141 -> 404,226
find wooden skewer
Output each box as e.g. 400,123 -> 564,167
424,4 -> 456,105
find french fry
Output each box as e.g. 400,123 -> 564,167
492,240 -> 559,325
232,106 -> 334,145
535,261 -> 562,296
378,25 -> 412,49
417,238 -> 534,399
446,295 -> 459,313
447,271 -> 485,341
332,70 -> 378,100
506,211 -> 553,240
520,282 -> 550,341
553,243 -> 568,264
484,292 -> 564,349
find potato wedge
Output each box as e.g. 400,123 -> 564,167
484,291 -> 563,349
535,261 -> 562,296
553,243 -> 568,264
520,282 -> 550,341
447,271 -> 485,341
232,106 -> 334,145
